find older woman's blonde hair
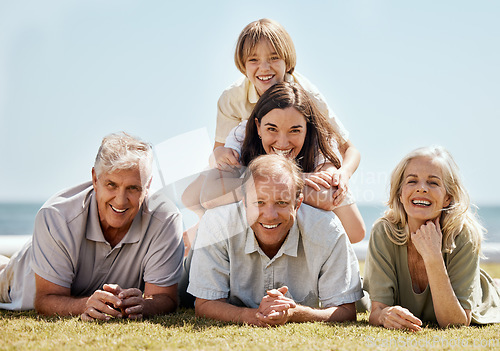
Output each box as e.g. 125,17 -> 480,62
234,18 -> 296,75
379,146 -> 484,254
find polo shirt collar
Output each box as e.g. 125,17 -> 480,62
86,191 -> 143,246
247,73 -> 294,104
247,82 -> 260,104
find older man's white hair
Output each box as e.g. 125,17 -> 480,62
93,132 -> 153,185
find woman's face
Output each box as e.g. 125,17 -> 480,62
255,107 -> 307,159
399,156 -> 451,231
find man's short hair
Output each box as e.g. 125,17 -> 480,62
93,132 -> 153,185
242,154 -> 304,200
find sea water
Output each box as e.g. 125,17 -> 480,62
0,202 -> 499,243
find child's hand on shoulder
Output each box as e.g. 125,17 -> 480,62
212,146 -> 241,170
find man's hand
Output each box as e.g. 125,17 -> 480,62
104,284 -> 149,320
81,284 -> 148,321
256,286 -> 296,326
80,284 -> 124,321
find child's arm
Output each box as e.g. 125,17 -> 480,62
212,146 -> 240,170
211,121 -> 247,169
213,141 -> 225,149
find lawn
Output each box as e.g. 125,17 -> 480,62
1,263 -> 499,351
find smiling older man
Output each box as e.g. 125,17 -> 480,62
0,132 -> 184,320
187,154 -> 362,326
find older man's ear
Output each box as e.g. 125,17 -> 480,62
295,193 -> 304,210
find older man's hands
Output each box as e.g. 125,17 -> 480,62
81,284 -> 146,321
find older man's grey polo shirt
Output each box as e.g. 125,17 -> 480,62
31,182 -> 184,297
187,202 -> 362,308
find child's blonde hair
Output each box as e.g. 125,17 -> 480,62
378,146 -> 485,254
234,18 -> 296,76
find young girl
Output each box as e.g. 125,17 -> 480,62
213,18 -> 360,207
202,82 -> 365,243
363,146 -> 500,330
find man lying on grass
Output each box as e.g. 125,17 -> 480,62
0,132 -> 184,321
187,154 -> 363,326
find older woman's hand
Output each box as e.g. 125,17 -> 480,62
411,218 -> 443,262
370,301 -> 422,332
380,305 -> 423,331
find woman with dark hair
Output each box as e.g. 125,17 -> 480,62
201,82 -> 365,243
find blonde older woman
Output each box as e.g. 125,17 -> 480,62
364,146 -> 500,331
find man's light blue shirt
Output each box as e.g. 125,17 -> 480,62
188,202 -> 363,308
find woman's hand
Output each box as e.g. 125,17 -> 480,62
370,301 -> 422,332
304,171 -> 334,191
330,168 -> 348,207
379,305 -> 423,331
411,218 -> 443,263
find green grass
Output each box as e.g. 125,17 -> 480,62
1,263 -> 499,351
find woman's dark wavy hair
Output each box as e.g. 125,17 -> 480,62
240,82 -> 341,172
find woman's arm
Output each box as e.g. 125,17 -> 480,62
200,167 -> 244,209
332,204 -> 365,243
337,139 -> 360,179
302,162 -> 365,243
412,219 -> 472,327
369,301 -> 423,331
330,140 -> 360,207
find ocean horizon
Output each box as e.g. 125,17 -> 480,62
1,202 -> 499,242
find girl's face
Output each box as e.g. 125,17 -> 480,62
255,107 -> 307,160
399,156 -> 451,231
245,39 -> 287,96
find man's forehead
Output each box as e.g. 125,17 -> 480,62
248,174 -> 296,198
100,168 -> 144,184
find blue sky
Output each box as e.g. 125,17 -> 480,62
1,0 -> 499,206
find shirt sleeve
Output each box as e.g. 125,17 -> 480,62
215,89 -> 244,144
187,212 -> 231,300
31,208 -> 77,288
445,231 -> 479,311
224,120 -> 247,156
363,221 -> 398,306
143,211 -> 185,287
318,222 -> 363,307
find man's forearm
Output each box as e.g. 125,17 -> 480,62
142,293 -> 178,317
289,303 -> 356,323
195,298 -> 261,326
34,293 -> 88,316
